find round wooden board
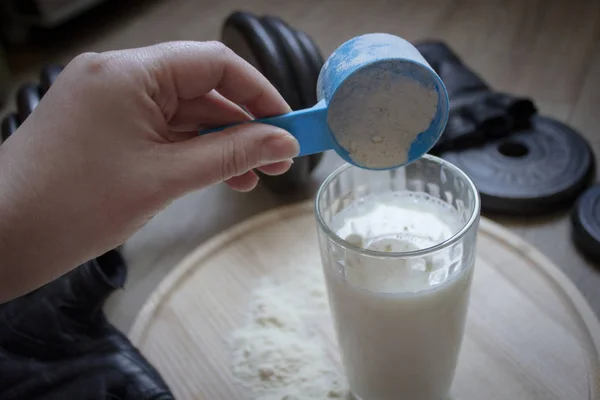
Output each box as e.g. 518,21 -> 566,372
129,201 -> 600,400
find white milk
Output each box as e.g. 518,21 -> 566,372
323,191 -> 473,400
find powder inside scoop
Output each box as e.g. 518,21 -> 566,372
327,63 -> 439,169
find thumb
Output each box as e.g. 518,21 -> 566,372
166,123 -> 300,193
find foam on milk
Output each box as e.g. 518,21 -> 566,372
331,191 -> 464,292
324,191 -> 473,400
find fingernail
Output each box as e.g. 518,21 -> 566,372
261,134 -> 300,163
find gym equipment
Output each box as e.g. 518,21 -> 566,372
1,112 -> 18,142
1,62 -> 63,144
442,116 -> 595,215
222,11 -> 325,192
572,184 -> 600,261
416,41 -> 537,155
40,64 -> 64,96
16,83 -> 41,124
417,41 -> 594,215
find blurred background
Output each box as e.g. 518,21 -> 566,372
0,0 -> 598,332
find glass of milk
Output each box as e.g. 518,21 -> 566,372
315,154 -> 480,400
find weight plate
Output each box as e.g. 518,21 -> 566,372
261,16 -> 314,109
1,113 -> 19,143
221,11 -> 300,110
293,29 -> 325,172
441,115 -> 594,215
572,185 -> 600,261
295,30 -> 324,100
260,16 -> 325,176
222,12 -> 325,192
17,83 -> 41,124
40,64 -> 64,96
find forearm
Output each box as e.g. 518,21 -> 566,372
0,129 -> 103,302
0,193 -> 76,303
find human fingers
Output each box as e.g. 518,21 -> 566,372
256,160 -> 294,176
168,90 -> 250,132
135,41 -> 291,119
224,170 -> 260,192
163,123 -> 299,194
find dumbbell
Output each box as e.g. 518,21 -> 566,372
572,184 -> 600,262
0,64 -> 63,143
1,112 -> 18,142
222,11 -> 325,193
40,64 -> 64,96
17,83 -> 41,124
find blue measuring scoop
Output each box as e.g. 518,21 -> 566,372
201,33 -> 449,170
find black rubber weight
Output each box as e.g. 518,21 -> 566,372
441,115 -> 595,215
221,11 -> 300,110
260,15 -> 324,173
261,16 -> 314,109
1,113 -> 19,142
40,64 -> 64,96
295,29 -> 324,104
17,83 -> 41,124
572,185 -> 600,261
221,11 -> 326,192
293,29 -> 325,171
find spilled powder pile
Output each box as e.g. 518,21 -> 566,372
227,264 -> 349,399
327,66 -> 439,169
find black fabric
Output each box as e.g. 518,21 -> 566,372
415,41 -> 538,154
0,250 -> 174,400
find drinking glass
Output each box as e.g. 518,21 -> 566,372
315,154 -> 480,400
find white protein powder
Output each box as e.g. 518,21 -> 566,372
228,265 -> 350,399
327,66 -> 439,169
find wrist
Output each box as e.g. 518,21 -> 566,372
0,136 -> 89,302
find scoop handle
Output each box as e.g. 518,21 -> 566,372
199,100 -> 331,157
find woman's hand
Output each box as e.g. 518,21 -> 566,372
0,41 -> 299,302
